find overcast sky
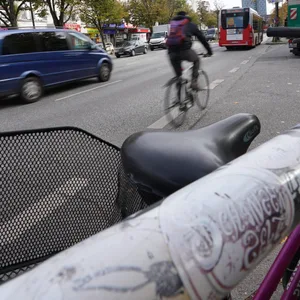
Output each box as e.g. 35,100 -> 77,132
222,0 -> 275,14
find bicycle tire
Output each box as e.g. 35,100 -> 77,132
195,70 -> 210,110
164,79 -> 187,128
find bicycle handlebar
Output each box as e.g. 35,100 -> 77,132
1,125 -> 300,299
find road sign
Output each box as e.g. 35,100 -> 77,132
291,7 -> 298,19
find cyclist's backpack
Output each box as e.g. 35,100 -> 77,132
166,18 -> 190,47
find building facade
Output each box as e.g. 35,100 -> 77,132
242,0 -> 267,16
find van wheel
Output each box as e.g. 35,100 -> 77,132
20,76 -> 43,103
98,63 -> 111,82
144,47 -> 147,54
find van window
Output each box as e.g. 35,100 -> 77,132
2,33 -> 37,55
69,32 -> 91,50
38,31 -> 69,51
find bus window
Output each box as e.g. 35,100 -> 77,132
227,15 -> 243,28
253,19 -> 258,31
221,11 -> 249,29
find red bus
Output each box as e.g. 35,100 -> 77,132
219,7 -> 264,50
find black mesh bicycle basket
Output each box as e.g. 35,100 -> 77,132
0,127 -> 148,284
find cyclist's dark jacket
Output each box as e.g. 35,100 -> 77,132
168,15 -> 212,55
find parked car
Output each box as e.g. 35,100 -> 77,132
206,28 -> 218,41
105,42 -> 115,55
0,29 -> 113,103
115,40 -> 147,58
96,42 -> 115,55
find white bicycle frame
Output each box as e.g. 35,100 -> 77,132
1,125 -> 300,300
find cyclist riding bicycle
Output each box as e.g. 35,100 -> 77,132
167,11 -> 213,91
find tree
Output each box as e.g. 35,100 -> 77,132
197,1 -> 209,29
270,1 -> 288,26
34,0 -> 80,27
80,0 -> 125,49
213,0 -> 224,14
0,0 -> 26,27
183,3 -> 200,25
125,0 -> 192,31
213,0 -> 224,38
163,0 -> 187,22
206,13 -> 217,27
126,0 -> 164,29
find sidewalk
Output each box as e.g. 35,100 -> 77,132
263,37 -> 288,45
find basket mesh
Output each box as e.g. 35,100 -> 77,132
0,127 -> 148,284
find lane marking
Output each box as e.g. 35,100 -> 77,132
126,62 -> 139,66
148,111 -> 179,129
241,60 -> 249,64
1,178 -> 88,244
205,79 -> 224,90
55,80 -> 122,101
148,78 -> 224,129
229,67 -> 240,73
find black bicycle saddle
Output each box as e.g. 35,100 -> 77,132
121,113 -> 261,201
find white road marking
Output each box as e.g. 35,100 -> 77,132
205,79 -> 224,90
1,178 -> 88,244
229,67 -> 240,73
126,61 -> 139,66
147,110 -> 180,129
148,79 -> 224,129
55,80 -> 122,101
241,60 -> 249,64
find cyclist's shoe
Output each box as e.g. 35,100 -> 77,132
179,104 -> 186,111
191,78 -> 199,91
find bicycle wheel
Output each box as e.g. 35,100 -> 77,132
195,70 -> 210,110
164,78 -> 187,127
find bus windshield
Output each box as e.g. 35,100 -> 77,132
221,10 -> 249,29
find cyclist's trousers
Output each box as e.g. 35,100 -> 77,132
169,49 -> 200,81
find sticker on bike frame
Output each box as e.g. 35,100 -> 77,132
160,166 -> 295,300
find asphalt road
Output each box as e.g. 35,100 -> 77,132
1,36 -> 299,298
0,39 -> 267,147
